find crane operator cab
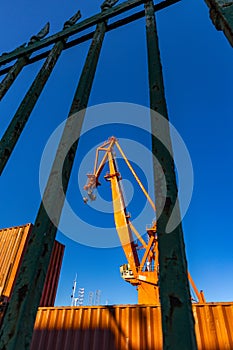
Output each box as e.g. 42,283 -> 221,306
120,264 -> 134,280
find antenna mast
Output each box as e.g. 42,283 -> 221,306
71,274 -> 78,306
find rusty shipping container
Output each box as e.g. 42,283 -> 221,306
31,303 -> 233,350
0,224 -> 64,306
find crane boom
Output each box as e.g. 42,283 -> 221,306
83,136 -> 204,305
105,149 -> 140,276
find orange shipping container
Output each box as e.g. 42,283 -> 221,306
31,303 -> 233,350
0,224 -> 64,306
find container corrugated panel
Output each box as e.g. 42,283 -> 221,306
194,303 -> 233,349
0,224 -> 32,297
31,303 -> 233,350
40,240 -> 65,307
0,224 -> 64,307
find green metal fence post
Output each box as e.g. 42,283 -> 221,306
0,13 -> 80,175
0,0 -> 180,77
0,23 -> 50,101
0,56 -> 29,101
144,1 -> 198,349
0,12 -> 109,350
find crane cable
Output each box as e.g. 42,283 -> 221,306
115,140 -> 156,212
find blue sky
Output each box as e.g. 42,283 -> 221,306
0,0 -> 232,306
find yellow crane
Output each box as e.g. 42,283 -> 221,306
84,136 -> 205,304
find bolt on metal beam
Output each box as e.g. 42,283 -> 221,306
0,13 -> 108,350
204,0 -> 233,47
144,1 -> 198,349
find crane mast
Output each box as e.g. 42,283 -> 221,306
84,136 -> 205,304
105,150 -> 140,277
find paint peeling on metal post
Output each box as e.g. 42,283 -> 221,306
0,13 -> 80,176
0,14 -> 108,350
144,1 -> 198,349
204,0 -> 233,47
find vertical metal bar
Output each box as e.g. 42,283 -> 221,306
0,39 -> 67,175
0,19 -> 107,350
0,56 -> 30,101
204,0 -> 233,47
144,1 -> 198,349
0,22 -> 50,101
0,11 -> 75,175
0,0 -> 146,66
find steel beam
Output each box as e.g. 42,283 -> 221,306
205,0 -> 233,47
144,1 -> 198,349
0,10 -> 80,176
0,23 -> 50,99
0,0 -> 180,77
0,18 -> 107,350
0,0 -> 181,68
0,57 -> 30,101
0,0 -> 142,66
0,39 -> 67,175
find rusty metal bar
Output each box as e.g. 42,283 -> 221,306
0,0 -> 180,77
0,40 -> 65,174
0,0 -> 181,68
0,31 -> 95,77
204,0 -> 233,47
0,23 -> 50,100
0,12 -> 82,175
0,57 -> 30,101
0,15 -> 108,350
0,0 -> 143,66
144,1 -> 198,349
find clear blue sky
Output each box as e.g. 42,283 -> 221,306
0,0 -> 232,306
